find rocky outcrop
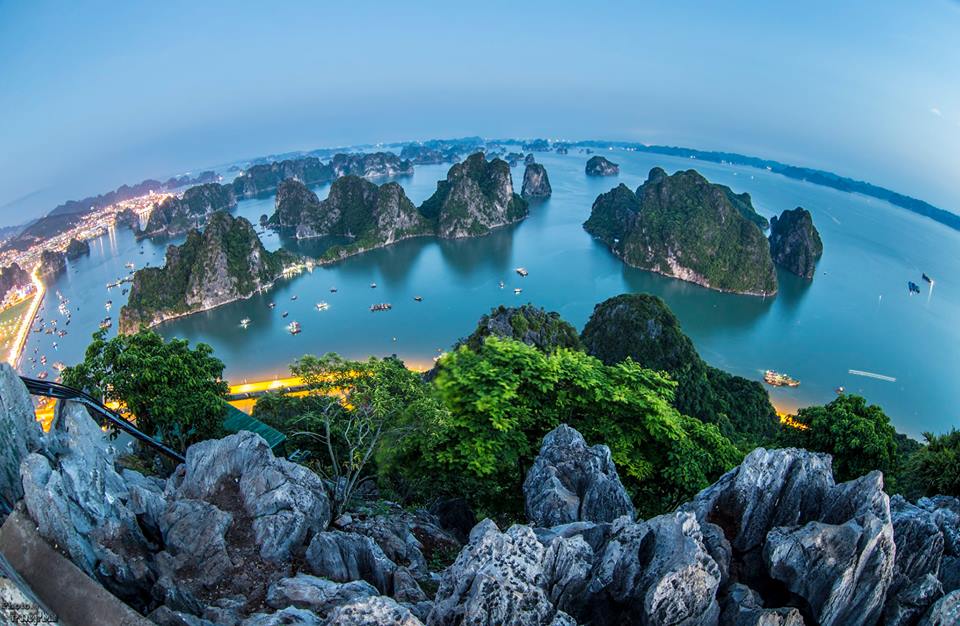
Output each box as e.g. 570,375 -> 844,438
585,155 -> 619,176
330,152 -> 414,179
419,153 -> 528,239
233,156 -> 334,197
521,163 -> 552,199
584,168 -> 777,296
65,237 -> 90,259
120,212 -> 294,332
769,207 -> 823,279
272,177 -> 430,251
115,207 -> 141,232
38,248 -> 66,277
0,262 -> 30,301
0,364 -> 44,515
459,304 -> 582,354
142,183 -> 237,238
523,425 -> 634,526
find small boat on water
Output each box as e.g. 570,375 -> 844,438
268,302 -> 276,309
908,281 -> 921,295
514,288 -> 522,294
125,262 -> 135,270
414,296 -> 423,302
37,371 -> 48,380
370,282 -> 377,289
240,318 -> 251,328
764,370 -> 800,387
330,287 -> 338,293
498,281 -> 504,289
316,302 -> 329,311
105,300 -> 113,310
291,295 -> 298,301
287,321 -> 301,335
282,311 -> 289,318
370,303 -> 392,312
515,267 -> 529,277
922,273 -> 934,284
835,386 -> 845,394
99,317 -> 113,330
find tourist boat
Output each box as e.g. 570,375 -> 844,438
268,302 -> 276,309
370,282 -> 377,289
515,267 -> 529,277
835,386 -> 845,394
370,303 -> 392,312
291,295 -> 298,301
763,370 -> 800,387
40,355 -> 47,365
330,287 -> 338,293
99,317 -> 112,330
514,288 -> 522,294
287,321 -> 301,335
414,296 -> 423,302
37,371 -> 48,380
922,273 -> 934,284
105,300 -> 112,310
125,262 -> 135,270
498,281 -> 504,289
282,311 -> 289,318
316,302 -> 329,311
53,362 -> 65,372
240,318 -> 251,328
908,281 -> 921,294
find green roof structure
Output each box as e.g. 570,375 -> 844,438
222,401 -> 286,451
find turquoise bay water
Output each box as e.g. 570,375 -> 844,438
22,148 -> 960,438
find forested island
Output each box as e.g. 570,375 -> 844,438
585,167 -> 779,295
271,153 -> 531,260
119,212 -> 296,333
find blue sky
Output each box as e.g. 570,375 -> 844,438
1,1 -> 958,227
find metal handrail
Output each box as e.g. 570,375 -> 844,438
19,376 -> 186,464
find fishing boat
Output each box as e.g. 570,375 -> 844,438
922,273 -> 934,284
515,267 -> 529,277
514,288 -> 522,294
370,303 -> 392,312
414,296 -> 423,302
287,321 -> 301,335
240,318 -> 251,328
763,370 -> 800,387
908,281 -> 921,294
316,302 -> 329,311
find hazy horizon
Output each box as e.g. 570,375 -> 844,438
2,1 -> 959,228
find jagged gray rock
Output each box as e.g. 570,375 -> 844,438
19,401 -> 156,606
241,606 -> 324,626
918,589 -> 960,625
884,495 -> 946,624
327,596 -> 424,626
266,574 -> 378,619
764,471 -> 895,626
0,363 -> 43,513
428,519 -> 576,626
305,530 -> 400,595
169,430 -> 331,562
524,424 -> 634,527
719,583 -> 803,626
521,163 -> 552,199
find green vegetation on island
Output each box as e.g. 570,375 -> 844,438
119,212 -> 295,333
65,237 -> 91,259
141,182 -> 237,238
769,206 -> 823,279
584,167 -> 778,295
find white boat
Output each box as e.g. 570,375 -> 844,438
515,267 -> 529,277
370,282 -> 377,289
316,302 -> 329,311
287,321 -> 301,335
240,318 -> 251,328
514,288 -> 522,294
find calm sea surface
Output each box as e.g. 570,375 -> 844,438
21,148 -> 960,438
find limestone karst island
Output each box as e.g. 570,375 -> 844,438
1,4 -> 959,626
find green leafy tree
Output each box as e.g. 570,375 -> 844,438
902,430 -> 960,498
418,337 -> 740,516
777,394 -> 899,482
62,328 -> 227,452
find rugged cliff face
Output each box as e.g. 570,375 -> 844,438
769,207 -> 823,279
585,155 -> 619,176
65,237 -> 90,260
119,212 -> 293,333
459,304 -> 582,353
7,375 -> 958,626
272,176 -> 431,261
38,249 -> 66,277
584,168 -> 778,296
0,262 -> 30,300
419,153 -> 529,239
330,152 -> 414,179
142,183 -> 238,238
232,156 -> 334,197
521,163 -> 552,199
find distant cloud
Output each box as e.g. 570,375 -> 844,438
930,107 -> 943,117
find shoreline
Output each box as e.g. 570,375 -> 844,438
6,269 -> 46,368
